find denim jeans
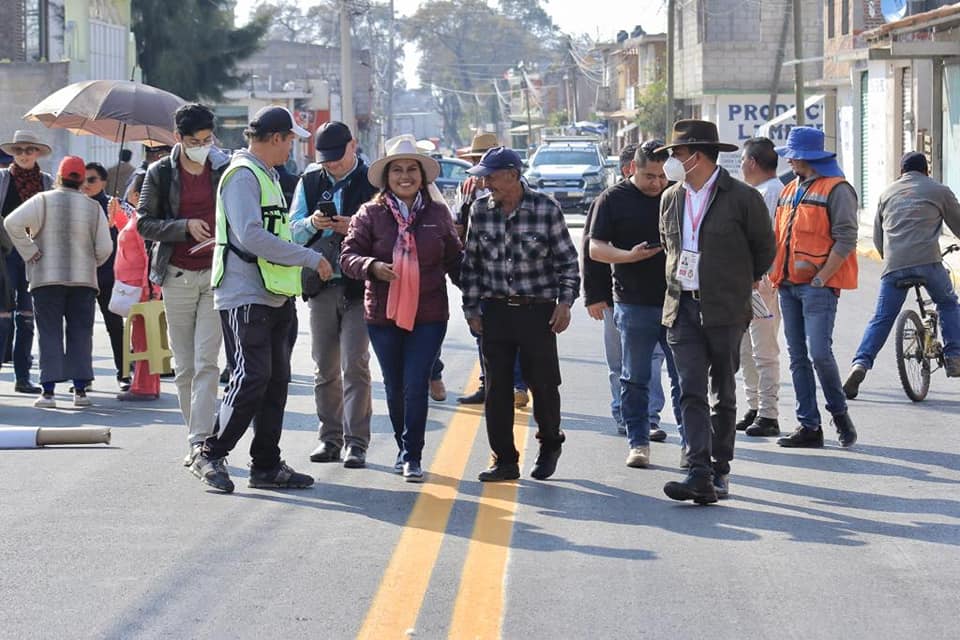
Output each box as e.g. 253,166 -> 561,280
614,302 -> 672,448
779,284 -> 847,429
649,343 -> 665,424
368,321 -> 447,464
601,306 -> 623,425
853,262 -> 960,368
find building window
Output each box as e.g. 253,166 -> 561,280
704,0 -> 762,43
827,0 -> 835,38
841,0 -> 850,35
23,0 -> 49,62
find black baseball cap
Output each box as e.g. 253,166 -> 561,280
245,106 -> 310,138
315,121 -> 353,162
901,151 -> 928,174
466,146 -> 524,176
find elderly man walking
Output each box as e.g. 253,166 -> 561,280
657,120 -> 776,504
460,146 -> 581,482
844,151 -> 960,395
770,127 -> 859,449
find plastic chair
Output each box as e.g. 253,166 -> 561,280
122,300 -> 173,376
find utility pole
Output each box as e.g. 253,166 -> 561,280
666,0 -> 675,136
340,0 -> 356,134
768,0 -> 792,123
793,0 -> 805,126
519,61 -> 533,149
385,0 -> 395,142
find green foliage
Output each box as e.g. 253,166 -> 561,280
635,79 -> 667,140
131,0 -> 269,102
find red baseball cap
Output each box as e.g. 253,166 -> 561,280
58,156 -> 86,180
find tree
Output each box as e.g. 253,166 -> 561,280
132,0 -> 269,102
250,0 -> 337,45
635,79 -> 667,140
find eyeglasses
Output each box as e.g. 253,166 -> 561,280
10,146 -> 40,156
85,176 -> 101,184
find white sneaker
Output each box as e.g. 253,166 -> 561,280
34,393 -> 56,409
73,390 -> 92,407
626,446 -> 649,468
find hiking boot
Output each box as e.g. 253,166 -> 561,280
649,424 -> 667,442
403,461 -> 424,483
34,392 -> 56,409
182,443 -> 203,467
736,409 -> 757,431
457,386 -> 486,404
343,445 -> 366,469
777,426 -> 824,448
626,446 -> 650,468
832,412 -> 858,448
530,444 -> 562,480
745,417 -> 780,437
843,364 -> 867,399
664,473 -> 718,505
73,389 -> 92,407
945,355 -> 960,377
248,460 -> 314,489
478,461 -> 521,482
190,456 -> 234,493
309,441 -> 341,463
513,388 -> 529,408
429,379 -> 447,401
713,474 -> 730,500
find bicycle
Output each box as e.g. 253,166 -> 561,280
894,243 -> 960,401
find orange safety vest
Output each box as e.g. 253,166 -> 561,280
770,177 -> 858,289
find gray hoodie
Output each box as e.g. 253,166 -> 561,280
214,149 -> 323,311
873,171 -> 960,276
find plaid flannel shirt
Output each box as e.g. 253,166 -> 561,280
461,184 -> 581,318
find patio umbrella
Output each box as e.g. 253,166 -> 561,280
23,79 -> 186,147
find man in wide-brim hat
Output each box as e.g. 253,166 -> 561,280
0,129 -> 54,395
656,119 -> 776,505
767,125 -> 860,451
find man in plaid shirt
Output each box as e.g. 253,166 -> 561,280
461,146 -> 580,482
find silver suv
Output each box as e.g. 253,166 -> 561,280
523,137 -> 606,213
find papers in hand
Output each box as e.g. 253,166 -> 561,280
187,238 -> 215,255
752,290 -> 774,319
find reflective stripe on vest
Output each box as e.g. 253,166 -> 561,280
770,177 -> 858,290
211,158 -> 302,297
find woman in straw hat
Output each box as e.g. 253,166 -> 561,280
340,135 -> 463,482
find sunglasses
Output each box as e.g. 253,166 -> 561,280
85,176 -> 102,184
10,146 -> 40,155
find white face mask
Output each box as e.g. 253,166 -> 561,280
183,143 -> 212,165
663,156 -> 686,183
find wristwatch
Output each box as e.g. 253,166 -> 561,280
811,275 -> 825,288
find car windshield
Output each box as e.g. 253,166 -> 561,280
442,162 -> 468,180
532,150 -> 598,166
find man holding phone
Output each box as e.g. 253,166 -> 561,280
290,121 -> 377,468
588,140 -> 681,469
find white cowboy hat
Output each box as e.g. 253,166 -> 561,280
0,130 -> 53,157
368,134 -> 441,190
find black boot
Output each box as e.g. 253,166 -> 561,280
736,409 -> 757,431
832,412 -> 858,447
777,426 -> 824,448
664,472 -> 717,505
745,417 -> 780,437
457,386 -> 486,404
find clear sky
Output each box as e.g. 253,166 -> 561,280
233,0 -> 668,88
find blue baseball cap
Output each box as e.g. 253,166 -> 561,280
466,146 -> 524,176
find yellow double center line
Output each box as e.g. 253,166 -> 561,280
357,363 -> 530,640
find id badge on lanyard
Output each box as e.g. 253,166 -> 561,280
676,186 -> 713,288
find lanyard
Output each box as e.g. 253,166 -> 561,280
685,183 -> 716,241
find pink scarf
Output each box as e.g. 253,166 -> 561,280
384,192 -> 423,331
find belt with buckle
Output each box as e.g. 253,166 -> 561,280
681,290 -> 701,301
487,295 -> 553,306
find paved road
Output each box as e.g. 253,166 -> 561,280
1,232 -> 958,640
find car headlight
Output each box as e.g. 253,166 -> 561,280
583,173 -> 603,187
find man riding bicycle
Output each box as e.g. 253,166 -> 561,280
844,152 -> 960,398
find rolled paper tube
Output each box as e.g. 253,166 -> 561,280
0,427 -> 41,449
35,427 -> 111,446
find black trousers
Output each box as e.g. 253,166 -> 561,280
666,294 -> 747,477
480,300 -> 564,464
205,301 -> 294,469
96,285 -> 125,379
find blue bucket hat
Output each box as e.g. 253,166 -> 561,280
775,126 -> 836,161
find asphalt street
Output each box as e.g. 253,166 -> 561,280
1,230 -> 958,640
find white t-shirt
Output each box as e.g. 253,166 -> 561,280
755,176 -> 784,221
680,167 -> 721,290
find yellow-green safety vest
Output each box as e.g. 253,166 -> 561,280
212,157 -> 302,297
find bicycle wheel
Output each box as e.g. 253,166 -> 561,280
895,309 -> 931,402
